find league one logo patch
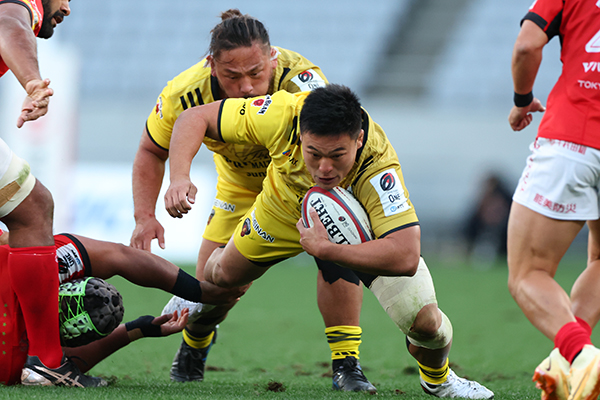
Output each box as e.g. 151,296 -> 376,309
291,69 -> 326,91
379,172 -> 396,191
297,70 -> 313,83
370,169 -> 410,217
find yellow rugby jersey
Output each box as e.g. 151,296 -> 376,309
217,90 -> 419,238
146,47 -> 327,193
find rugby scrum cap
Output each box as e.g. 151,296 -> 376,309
58,277 -> 125,347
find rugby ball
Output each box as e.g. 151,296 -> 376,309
301,186 -> 373,245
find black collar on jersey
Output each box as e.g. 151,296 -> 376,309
352,110 -> 373,187
356,109 -> 369,162
211,75 -> 223,101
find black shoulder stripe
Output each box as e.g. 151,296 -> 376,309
278,67 -> 291,91
0,1 -> 33,26
180,95 -> 188,110
379,222 -> 421,239
145,121 -> 169,151
186,91 -> 196,107
195,88 -> 204,106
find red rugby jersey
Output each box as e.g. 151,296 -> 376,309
0,0 -> 43,77
525,0 -> 600,149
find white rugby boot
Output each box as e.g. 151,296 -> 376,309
420,369 -> 494,399
161,295 -> 215,323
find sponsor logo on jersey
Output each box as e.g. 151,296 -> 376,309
533,193 -> 576,214
155,96 -> 163,119
291,69 -> 326,91
241,218 -> 251,237
250,209 -> 275,242
583,62 -> 600,73
214,198 -> 236,213
57,242 -> 85,284
578,80 -> 600,90
308,197 -> 352,245
251,95 -> 272,115
369,169 -> 410,217
207,208 -> 215,225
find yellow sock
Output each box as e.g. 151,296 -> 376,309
325,325 -> 362,360
183,329 -> 214,350
418,358 -> 450,385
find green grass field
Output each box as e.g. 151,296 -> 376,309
1,252 -> 595,399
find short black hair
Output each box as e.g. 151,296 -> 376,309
299,84 -> 362,140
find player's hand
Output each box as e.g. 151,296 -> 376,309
155,309 -> 189,336
130,216 -> 166,250
296,207 -> 332,258
508,97 -> 545,131
164,178 -> 197,218
17,78 -> 53,128
199,280 -> 250,305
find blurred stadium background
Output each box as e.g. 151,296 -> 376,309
0,0 -> 582,265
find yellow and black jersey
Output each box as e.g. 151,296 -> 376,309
146,47 -> 327,192
218,90 -> 419,239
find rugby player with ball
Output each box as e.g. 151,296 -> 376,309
164,84 -> 493,399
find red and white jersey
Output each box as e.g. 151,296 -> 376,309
0,0 -> 44,77
525,0 -> 600,149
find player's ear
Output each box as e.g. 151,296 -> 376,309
270,47 -> 278,69
356,129 -> 364,149
207,55 -> 217,76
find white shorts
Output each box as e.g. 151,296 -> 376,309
513,138 -> 600,220
0,139 -> 36,218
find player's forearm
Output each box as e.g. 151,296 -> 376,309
132,149 -> 166,221
169,108 -> 206,181
64,325 -> 130,373
320,239 -> 420,276
0,16 -> 41,88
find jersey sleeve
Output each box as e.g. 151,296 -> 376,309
353,165 -> 419,239
145,82 -> 179,150
218,91 -> 297,150
0,0 -> 42,32
523,0 -> 563,40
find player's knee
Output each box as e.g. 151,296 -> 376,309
29,181 -> 54,217
407,308 -> 453,350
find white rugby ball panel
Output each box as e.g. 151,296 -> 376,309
301,186 -> 373,245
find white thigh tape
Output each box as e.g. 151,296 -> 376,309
368,257 -> 437,334
407,310 -> 453,350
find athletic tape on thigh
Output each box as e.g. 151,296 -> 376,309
368,257 -> 438,334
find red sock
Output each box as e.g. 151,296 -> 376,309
8,246 -> 63,368
576,316 -> 593,336
554,320 -> 592,363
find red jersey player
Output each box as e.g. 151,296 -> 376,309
508,1 -> 600,399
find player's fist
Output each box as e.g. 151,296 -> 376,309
164,178 -> 197,218
508,97 -> 545,131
